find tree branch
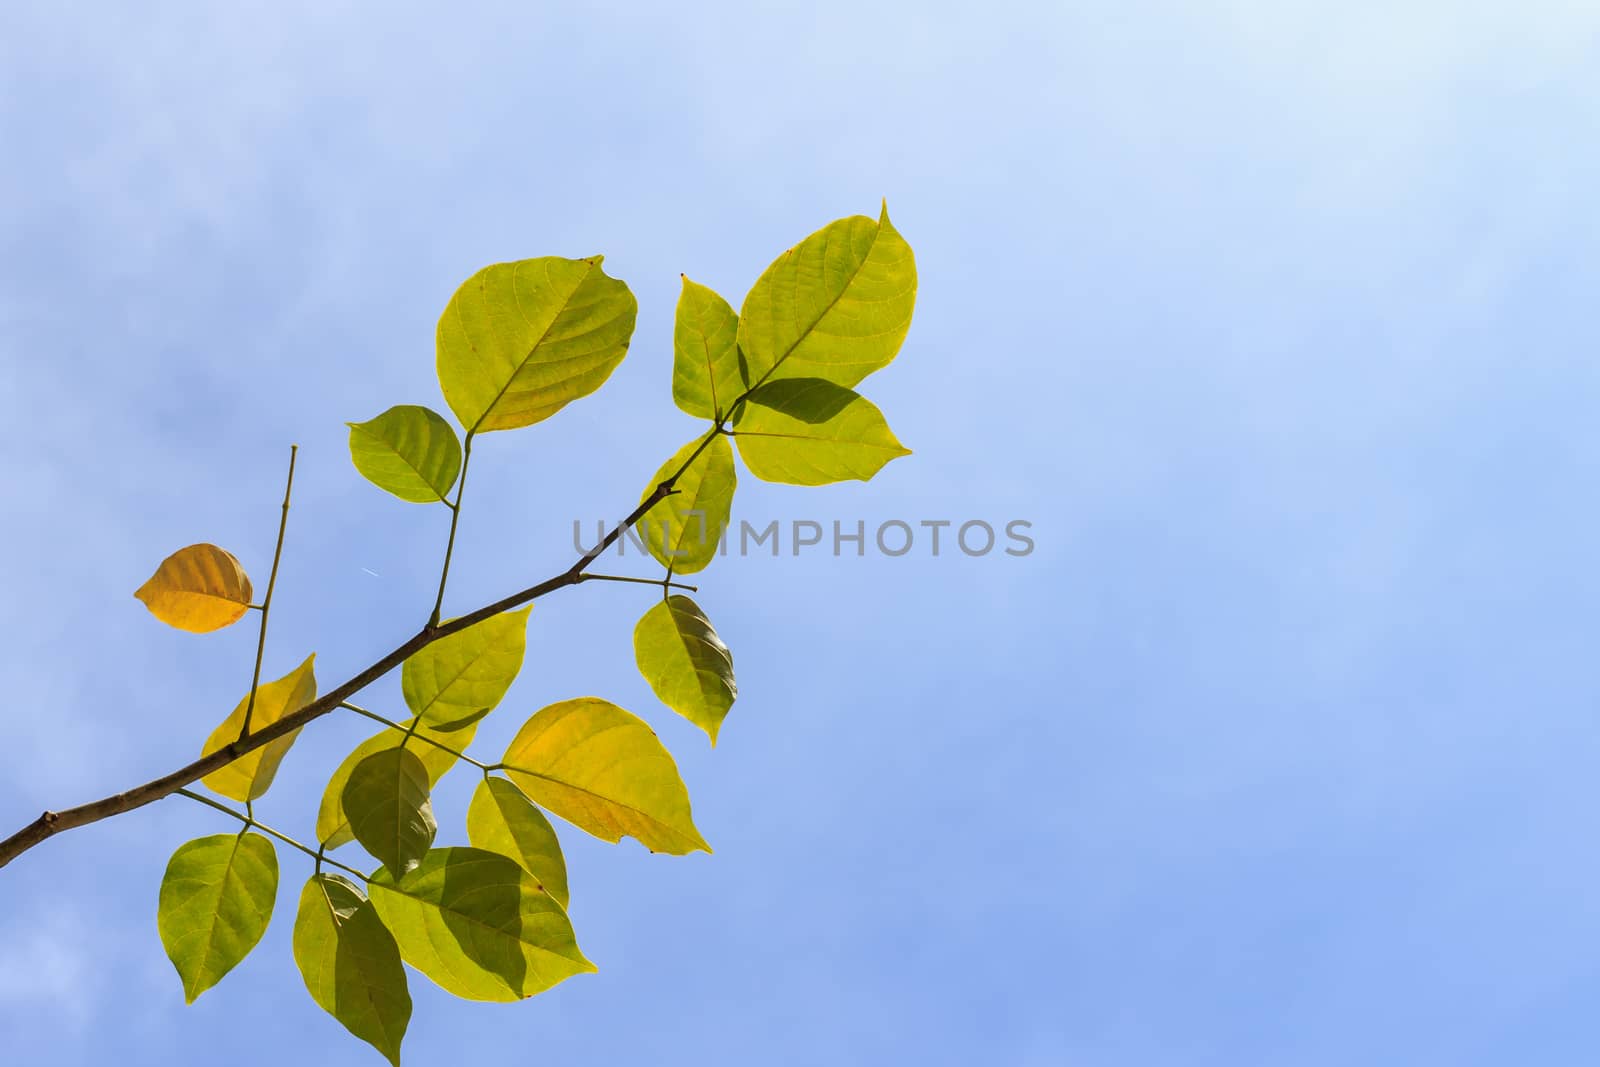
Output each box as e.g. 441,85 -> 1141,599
0,424 -> 719,870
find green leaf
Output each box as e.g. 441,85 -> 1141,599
632,595 -> 737,745
637,435 -> 736,574
368,847 -> 594,1002
157,832 -> 278,1003
402,607 -> 532,730
737,203 -> 916,389
436,256 -> 637,434
200,654 -> 317,802
733,378 -> 910,485
347,404 -> 462,504
672,277 -> 744,420
134,543 -> 254,633
292,874 -> 412,1067
501,697 -> 710,855
343,748 -> 438,880
467,777 -> 570,909
317,717 -> 481,850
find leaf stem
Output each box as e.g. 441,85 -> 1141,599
579,573 -> 699,593
338,702 -> 495,771
429,434 -> 472,629
239,445 -> 297,740
175,788 -> 369,882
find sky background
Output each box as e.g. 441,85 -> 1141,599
2,2 -> 1599,1064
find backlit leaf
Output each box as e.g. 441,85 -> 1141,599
733,378 -> 910,485
633,596 -> 736,744
134,544 -> 253,633
637,435 -> 735,575
347,404 -> 462,504
343,748 -> 437,879
292,874 -> 411,1067
436,256 -> 637,433
402,607 -> 531,730
157,832 -> 278,1003
200,654 -> 317,802
467,777 -> 570,908
368,847 -> 594,1002
318,717 -> 481,850
737,203 -> 916,389
501,697 -> 710,855
671,277 -> 743,420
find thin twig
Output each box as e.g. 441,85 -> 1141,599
175,788 -> 369,882
338,702 -> 495,772
580,573 -> 699,592
239,445 -> 297,739
429,433 -> 472,628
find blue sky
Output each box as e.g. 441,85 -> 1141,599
3,2 -> 1599,1064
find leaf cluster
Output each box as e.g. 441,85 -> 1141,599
133,206 -> 917,1062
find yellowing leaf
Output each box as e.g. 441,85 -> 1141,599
637,436 -> 736,575
200,654 -> 317,802
733,378 -> 910,485
343,748 -> 437,880
467,777 -> 570,908
317,717 -> 479,850
672,277 -> 744,420
737,203 -> 916,389
134,543 -> 254,633
292,874 -> 412,1067
368,847 -> 593,1002
501,697 -> 710,855
402,607 -> 531,730
347,404 -> 462,504
157,832 -> 278,1003
633,596 -> 736,745
436,256 -> 637,434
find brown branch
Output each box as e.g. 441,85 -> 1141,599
0,428 -> 716,870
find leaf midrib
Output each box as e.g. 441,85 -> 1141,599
751,220 -> 881,390
465,260 -> 596,436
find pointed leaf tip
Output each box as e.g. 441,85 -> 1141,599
633,596 -> 736,744
501,697 -> 711,855
368,847 -> 592,1001
733,379 -> 909,485
292,874 -> 411,1065
467,777 -> 571,909
158,833 -> 278,1002
737,209 -> 915,388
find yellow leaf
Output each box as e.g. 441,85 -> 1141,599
501,697 -> 710,855
436,256 -> 637,434
200,654 -> 317,802
134,544 -> 254,633
737,203 -> 917,389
